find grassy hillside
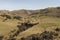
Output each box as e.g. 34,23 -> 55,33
0,7 -> 60,40
17,16 -> 60,40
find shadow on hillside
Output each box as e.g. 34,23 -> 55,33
2,22 -> 38,40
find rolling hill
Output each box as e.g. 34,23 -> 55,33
0,7 -> 60,40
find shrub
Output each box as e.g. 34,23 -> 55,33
0,35 -> 4,40
13,16 -> 21,20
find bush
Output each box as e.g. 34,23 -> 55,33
20,30 -> 60,40
13,16 -> 21,20
17,22 -> 38,31
0,14 -> 11,19
0,35 -> 4,40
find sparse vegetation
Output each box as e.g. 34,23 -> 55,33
0,7 -> 60,40
20,28 -> 60,40
0,35 -> 4,40
13,16 -> 22,20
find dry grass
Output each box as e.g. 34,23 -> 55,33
16,16 -> 60,39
